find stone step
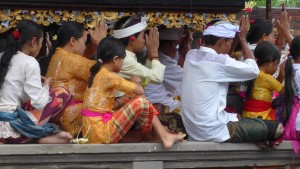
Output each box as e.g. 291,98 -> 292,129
0,141 -> 299,169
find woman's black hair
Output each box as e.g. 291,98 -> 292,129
36,31 -> 49,76
245,41 -> 281,98
113,14 -> 143,47
0,20 -> 43,90
44,21 -> 85,75
88,36 -> 126,88
284,36 -> 300,125
246,18 -> 274,44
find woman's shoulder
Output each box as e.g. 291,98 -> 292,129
52,48 -> 95,65
98,68 -> 123,81
13,51 -> 39,66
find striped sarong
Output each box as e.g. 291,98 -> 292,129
82,97 -> 158,144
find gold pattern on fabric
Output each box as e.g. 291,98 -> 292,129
83,67 -> 136,112
46,48 -> 95,101
250,71 -> 283,102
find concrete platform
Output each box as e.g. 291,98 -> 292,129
0,141 -> 299,169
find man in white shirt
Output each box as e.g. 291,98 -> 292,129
181,17 -> 284,143
145,28 -> 183,113
144,28 -> 185,133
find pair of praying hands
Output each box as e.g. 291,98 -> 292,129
146,27 -> 160,60
237,15 -> 249,42
276,11 -> 293,46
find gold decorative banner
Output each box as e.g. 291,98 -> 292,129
0,9 -> 236,33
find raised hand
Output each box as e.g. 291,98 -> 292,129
88,18 -> 107,46
145,27 -> 159,59
237,15 -> 248,42
276,11 -> 294,46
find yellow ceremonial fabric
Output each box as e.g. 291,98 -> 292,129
83,67 -> 136,112
82,67 -> 137,143
250,71 -> 283,102
82,115 -> 115,144
46,48 -> 96,101
46,48 -> 95,136
243,71 -> 283,120
243,109 -> 272,120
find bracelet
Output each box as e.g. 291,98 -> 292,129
152,56 -> 159,60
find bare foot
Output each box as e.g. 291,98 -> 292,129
162,132 -> 186,149
38,131 -> 73,144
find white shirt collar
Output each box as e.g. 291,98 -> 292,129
293,63 -> 300,71
158,50 -> 177,65
125,50 -> 137,61
199,46 -> 217,54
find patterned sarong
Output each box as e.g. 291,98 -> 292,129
227,117 -> 283,149
0,87 -> 73,144
153,103 -> 186,134
227,118 -> 269,143
82,97 -> 157,144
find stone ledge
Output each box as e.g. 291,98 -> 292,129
0,141 -> 299,169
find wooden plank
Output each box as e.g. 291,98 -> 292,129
0,0 -> 245,13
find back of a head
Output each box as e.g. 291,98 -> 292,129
97,36 -> 126,63
159,28 -> 179,48
44,21 -> 85,76
290,36 -> 300,59
284,36 -> 300,124
254,41 -> 280,66
11,20 -> 43,50
0,19 -> 43,90
191,31 -> 203,49
56,21 -> 84,47
203,19 -> 238,46
246,18 -> 273,44
89,36 -> 126,88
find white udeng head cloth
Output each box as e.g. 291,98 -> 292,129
112,15 -> 148,39
203,22 -> 240,38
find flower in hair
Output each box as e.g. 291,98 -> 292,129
244,1 -> 256,16
249,19 -> 255,24
12,29 -> 20,40
52,35 -> 58,41
129,36 -> 136,41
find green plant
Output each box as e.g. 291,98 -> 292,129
251,0 -> 299,7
